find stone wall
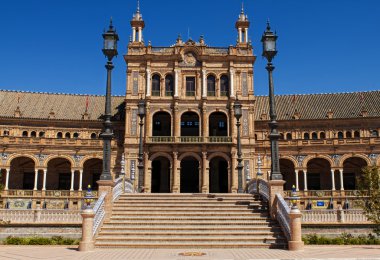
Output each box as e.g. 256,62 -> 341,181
0,224 -> 81,239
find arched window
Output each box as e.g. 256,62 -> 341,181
354,131 -> 360,138
22,131 -> 28,137
207,75 -> 216,96
320,132 -> 326,139
371,130 -> 379,137
312,132 -> 318,140
152,74 -> 161,96
73,132 -> 79,138
31,131 -> 37,137
57,132 -> 63,139
346,131 -> 352,138
165,74 -> 174,96
90,133 -> 97,139
337,131 -> 344,139
286,133 -> 292,140
220,75 -> 229,97
39,132 -> 45,137
3,130 -> 9,136
65,132 -> 71,139
303,133 -> 310,140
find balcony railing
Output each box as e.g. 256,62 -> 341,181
147,136 -> 232,144
0,136 -> 112,147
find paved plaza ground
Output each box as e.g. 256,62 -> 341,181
0,245 -> 380,260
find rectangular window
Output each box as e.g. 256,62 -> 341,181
186,77 -> 196,96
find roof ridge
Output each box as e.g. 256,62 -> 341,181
255,90 -> 380,97
0,89 -> 125,97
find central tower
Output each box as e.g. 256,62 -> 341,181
123,3 -> 256,193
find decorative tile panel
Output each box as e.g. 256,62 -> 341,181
132,71 -> 139,95
241,72 -> 248,97
131,109 -> 138,136
130,160 -> 136,181
242,109 -> 249,137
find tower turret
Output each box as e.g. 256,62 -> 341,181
235,3 -> 250,45
130,0 -> 145,44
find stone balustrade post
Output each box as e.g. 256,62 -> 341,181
97,179 -> 115,221
288,206 -> 304,251
78,208 -> 95,252
268,180 -> 285,219
337,205 -> 345,223
34,204 -> 41,223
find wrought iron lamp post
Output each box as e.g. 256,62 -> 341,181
100,19 -> 119,181
234,99 -> 244,193
137,99 -> 146,191
261,21 -> 282,181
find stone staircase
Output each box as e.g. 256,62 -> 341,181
95,193 -> 287,248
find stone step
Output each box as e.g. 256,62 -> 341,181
112,204 -> 264,208
109,216 -> 270,221
116,200 -> 262,204
110,212 -> 268,217
119,193 -> 258,197
99,225 -> 282,231
103,220 -> 276,225
95,236 -> 286,242
98,231 -> 284,237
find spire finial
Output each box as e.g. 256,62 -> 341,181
241,1 -> 244,13
137,0 -> 140,13
266,19 -> 271,31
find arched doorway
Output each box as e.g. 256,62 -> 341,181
343,157 -> 367,190
181,112 -> 199,136
209,112 -> 228,136
9,157 -> 36,190
82,158 -> 102,190
280,159 -> 295,190
151,157 -> 171,193
153,112 -> 171,136
209,157 -> 228,193
306,158 -> 331,190
180,156 -> 199,193
47,158 -> 72,190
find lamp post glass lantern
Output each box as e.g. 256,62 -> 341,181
234,99 -> 244,193
137,99 -> 146,191
261,20 -> 282,181
100,19 -> 119,181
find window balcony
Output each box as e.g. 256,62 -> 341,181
147,136 -> 232,144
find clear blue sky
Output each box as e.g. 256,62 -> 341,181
0,0 -> 379,96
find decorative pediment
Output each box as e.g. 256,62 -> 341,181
179,51 -> 201,67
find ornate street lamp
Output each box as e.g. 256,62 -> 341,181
233,99 -> 244,193
100,19 -> 119,181
137,98 -> 146,191
261,20 -> 282,181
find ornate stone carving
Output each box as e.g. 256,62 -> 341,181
296,155 -> 306,167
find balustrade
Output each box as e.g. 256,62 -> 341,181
147,136 -> 232,144
0,209 -> 81,224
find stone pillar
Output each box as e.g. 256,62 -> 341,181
268,180 -> 286,219
70,170 -> 75,191
288,207 -> 304,251
229,69 -> 235,98
231,151 -> 237,193
146,68 -> 151,97
172,152 -> 179,193
97,180 -> 115,221
4,168 -> 9,191
33,169 -> 38,191
143,152 -> 150,193
303,170 -> 308,191
78,208 -> 95,252
339,169 -> 344,190
138,27 -> 142,42
331,169 -> 336,191
79,170 -> 83,191
173,103 -> 180,137
132,27 -> 136,42
174,69 -> 179,97
202,106 -> 208,138
238,28 -> 242,43
42,169 -> 47,191
295,170 -> 299,191
245,28 -> 248,43
202,69 -> 207,98
201,152 -> 208,193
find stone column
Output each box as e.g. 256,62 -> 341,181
70,170 -> 75,191
143,152 -> 150,193
268,180 -> 286,219
174,69 -> 179,97
42,169 -> 47,191
146,68 -> 151,97
202,69 -> 207,98
339,169 -> 344,190
78,208 -> 95,251
173,103 -> 180,137
132,27 -> 136,42
288,207 -> 304,251
303,170 -> 308,191
138,27 -> 142,42
172,152 -> 179,193
33,169 -> 38,191
229,69 -> 235,97
238,28 -> 242,43
231,151 -> 237,193
79,170 -> 83,191
295,170 -> 299,191
201,152 -> 208,193
4,168 -> 9,191
202,106 -> 208,138
331,169 -> 336,191
245,28 -> 249,43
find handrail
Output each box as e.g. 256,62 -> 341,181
246,179 -> 257,194
124,178 -> 135,193
112,177 -> 123,202
92,192 -> 106,236
258,179 -> 269,201
276,193 -> 291,241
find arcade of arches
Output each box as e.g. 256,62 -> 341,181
280,157 -> 368,191
2,156 -> 103,191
